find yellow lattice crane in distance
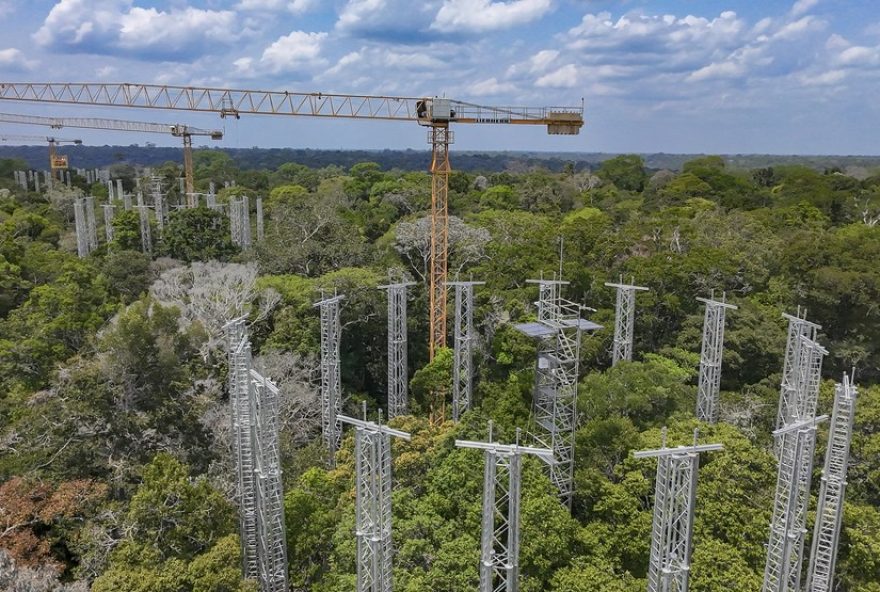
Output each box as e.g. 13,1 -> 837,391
0,133 -> 83,174
0,112 -> 223,203
0,82 -> 584,356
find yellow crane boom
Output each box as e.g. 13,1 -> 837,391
0,81 -> 585,357
0,111 -> 223,200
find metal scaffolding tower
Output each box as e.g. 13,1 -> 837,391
695,296 -> 738,423
73,198 -> 89,257
256,197 -> 264,242
230,196 -> 252,248
224,319 -> 289,592
806,374 -> 858,592
314,294 -> 345,464
84,196 -> 98,253
634,430 -> 723,592
763,415 -> 828,592
605,279 -> 649,365
448,280 -> 484,421
776,311 -> 822,430
339,410 -> 411,592
134,193 -> 152,253
101,204 -> 115,243
515,278 -> 601,508
456,423 -> 554,592
380,281 -> 415,419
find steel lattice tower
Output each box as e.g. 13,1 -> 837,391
314,294 -> 345,464
256,197 -> 264,242
134,193 -> 152,253
339,411 -> 411,592
763,415 -> 828,592
604,279 -> 649,365
380,281 -> 415,418
515,278 -> 601,509
448,280 -> 484,421
634,431 -> 723,592
73,198 -> 89,257
224,319 -> 289,592
101,204 -> 115,243
84,197 -> 98,252
806,374 -> 858,592
695,296 -> 737,423
456,424 -> 554,592
776,311 -> 821,430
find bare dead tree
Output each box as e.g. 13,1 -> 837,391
394,215 -> 490,281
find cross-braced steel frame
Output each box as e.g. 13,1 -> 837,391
380,281 -> 415,418
314,294 -> 345,464
339,412 -> 411,592
224,318 -> 289,592
84,196 -> 98,252
134,193 -> 152,253
73,198 -> 89,257
230,196 -> 251,248
456,425 -> 554,592
448,280 -> 484,421
695,296 -> 737,423
634,432 -> 723,592
776,311 -> 821,430
604,279 -> 649,365
101,204 -> 115,243
515,278 -> 600,509
763,415 -> 829,592
806,374 -> 858,592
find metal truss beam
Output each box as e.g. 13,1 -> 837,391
695,296 -> 737,423
604,279 -> 649,365
449,280 -> 484,421
776,311 -> 821,430
380,282 -> 415,418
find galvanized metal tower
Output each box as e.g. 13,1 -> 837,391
448,280 -> 484,421
380,281 -> 415,418
634,430 -> 723,592
73,198 -> 89,258
515,278 -> 601,509
256,197 -> 265,242
806,373 -> 858,592
339,410 -> 411,592
604,278 -> 649,365
315,294 -> 345,464
225,319 -> 289,592
84,196 -> 98,253
456,424 -> 554,592
776,310 -> 821,430
695,296 -> 738,423
230,196 -> 252,248
101,203 -> 115,243
134,193 -> 152,253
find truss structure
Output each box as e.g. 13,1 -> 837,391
448,280 -> 484,421
150,176 -> 166,233
806,374 -> 858,592
428,126 -> 452,358
695,296 -> 738,423
456,425 -> 554,592
134,193 -> 152,253
604,279 -> 649,365
380,281 -> 415,418
256,197 -> 264,242
224,319 -> 289,592
314,294 -> 345,464
634,432 -> 723,592
230,196 -> 252,248
763,415 -> 828,592
73,198 -> 89,257
776,311 -> 821,430
515,278 -> 601,509
101,204 -> 115,243
339,412 -> 411,592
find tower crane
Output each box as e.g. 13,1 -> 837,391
0,112 -> 222,199
0,134 -> 83,173
0,82 -> 584,357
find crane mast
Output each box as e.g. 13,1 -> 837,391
0,134 -> 82,173
0,82 -> 584,356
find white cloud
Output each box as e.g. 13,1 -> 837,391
34,0 -> 242,60
800,69 -> 845,86
432,0 -> 553,33
236,0 -> 318,14
469,77 -> 517,95
0,48 -> 36,71
835,45 -> 880,67
791,0 -> 819,18
249,31 -> 328,75
95,65 -> 117,78
535,64 -> 580,88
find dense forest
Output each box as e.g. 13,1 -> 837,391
0,150 -> 878,592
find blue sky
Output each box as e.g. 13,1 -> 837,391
0,0 -> 878,155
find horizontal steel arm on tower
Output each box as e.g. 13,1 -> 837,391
695,296 -> 739,310
773,415 -> 829,436
0,111 -> 222,138
0,134 -> 81,143
0,83 -> 583,131
633,442 -> 724,459
338,414 -> 412,441
455,439 -> 556,463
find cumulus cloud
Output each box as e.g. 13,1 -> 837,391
431,0 -> 553,33
336,0 -> 441,42
535,64 -> 580,88
791,0 -> 819,17
34,0 -> 242,60
236,31 -> 328,76
236,0 -> 318,13
0,48 -> 36,71
469,77 -> 518,95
